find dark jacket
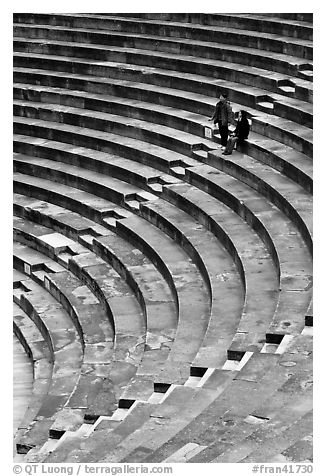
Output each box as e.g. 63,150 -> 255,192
233,118 -> 250,141
212,100 -> 233,126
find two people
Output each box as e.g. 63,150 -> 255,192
209,91 -> 250,155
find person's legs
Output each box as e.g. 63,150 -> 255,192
223,136 -> 237,154
218,122 -> 229,146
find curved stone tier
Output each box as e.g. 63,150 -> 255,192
13,12 -> 313,464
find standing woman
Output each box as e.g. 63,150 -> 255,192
222,110 -> 250,155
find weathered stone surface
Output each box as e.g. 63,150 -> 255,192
13,12 -> 312,464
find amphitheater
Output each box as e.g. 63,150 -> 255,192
13,12 -> 313,464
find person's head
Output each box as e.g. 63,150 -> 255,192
219,91 -> 228,102
239,110 -> 247,121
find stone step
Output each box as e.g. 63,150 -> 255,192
115,216 -> 211,375
47,384 -> 217,463
13,84 -> 312,164
209,343 -> 312,462
13,171 -> 132,225
13,82 -> 313,191
162,181 -> 279,355
205,150 -> 312,253
86,236 -> 177,398
260,13 -> 312,23
13,195 -> 147,369
13,240 -> 62,278
13,119 -> 195,175
14,193 -> 109,242
13,303 -> 53,439
14,13 -> 313,41
13,34 -> 313,110
13,100 -> 214,157
70,247 -> 173,400
68,252 -> 146,360
13,133 -> 181,193
232,130 -> 312,194
13,215 -> 87,267
13,153 -> 151,212
122,371 -> 237,463
13,333 -> 34,447
12,59 -> 313,153
230,411 -> 313,463
13,210 -> 147,363
143,347 -> 311,462
12,14 -> 313,59
138,198 -> 244,369
13,46 -> 313,130
265,435 -> 313,463
13,222 -> 133,424
12,12 -> 313,463
116,386 -> 219,463
13,276 -> 84,453
181,165 -> 312,346
108,13 -> 313,40
13,58 -> 312,108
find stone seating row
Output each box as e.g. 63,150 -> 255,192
13,84 -> 313,169
13,121 -> 200,179
14,156 -> 133,227
193,156 -> 312,253
12,64 -> 312,160
14,189 -> 110,241
13,214 -> 152,363
12,168 -> 259,372
12,206 -> 310,461
13,27 -> 313,99
14,159 -> 310,365
94,217 -> 210,384
12,208 -> 224,458
13,238 -> 145,451
13,51 -> 312,107
13,75 -> 313,192
13,82 -> 312,146
14,13 -> 314,40
13,44 -> 313,129
130,337 -> 312,463
11,170 -> 241,372
13,12 -> 313,464
14,216 -> 116,348
260,13 -> 312,22
13,99 -> 312,176
14,195 -> 217,394
14,128 -> 311,338
14,222 -> 145,380
11,164 -> 269,367
162,182 -> 311,350
13,100 -> 214,160
40,333 -> 312,463
13,269 -> 84,449
13,334 -> 34,457
13,128 -> 312,269
13,300 -> 53,444
13,14 -> 313,60
108,13 -> 313,40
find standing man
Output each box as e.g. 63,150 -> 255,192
209,91 -> 233,149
